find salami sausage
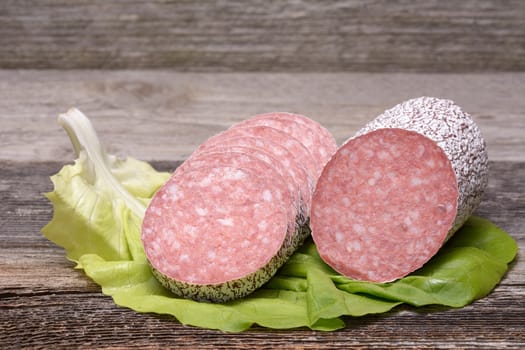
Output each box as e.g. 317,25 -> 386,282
311,97 -> 488,283
142,166 -> 308,302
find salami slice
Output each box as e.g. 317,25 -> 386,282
196,125 -> 318,188
193,136 -> 312,219
311,97 -> 488,283
142,166 -> 308,302
175,150 -> 299,227
231,112 -> 337,176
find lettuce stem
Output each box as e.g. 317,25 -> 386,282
58,108 -> 146,219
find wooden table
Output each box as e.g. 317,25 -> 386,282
1,71 -> 523,349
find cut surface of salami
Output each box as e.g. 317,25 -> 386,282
193,136 -> 312,218
142,166 -> 294,301
312,128 -> 458,282
311,97 -> 488,283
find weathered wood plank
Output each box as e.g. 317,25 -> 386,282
1,287 -> 523,349
0,0 -> 524,71
1,71 -> 524,162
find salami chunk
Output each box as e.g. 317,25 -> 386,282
311,97 -> 488,283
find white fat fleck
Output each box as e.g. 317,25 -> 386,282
199,176 -> 212,187
152,206 -> 162,215
207,251 -> 216,260
367,271 -> 378,280
186,274 -> 197,283
417,144 -> 426,157
390,147 -> 400,158
346,241 -> 362,253
183,225 -> 197,237
217,218 -> 234,226
409,226 -> 419,235
425,158 -> 436,168
411,177 -> 423,186
225,169 -> 245,180
261,237 -> 270,244
352,223 -> 365,235
436,204 -> 447,213
368,226 -> 377,234
409,210 -> 420,220
340,148 -> 350,156
151,240 -> 161,253
446,203 -> 454,213
170,240 -> 181,250
374,170 -> 382,179
168,184 -> 178,195
367,178 -> 376,186
341,197 -> 351,207
335,232 -> 344,243
404,216 -> 412,226
387,172 -> 397,181
263,189 -> 273,202
378,150 -> 389,160
258,220 -> 268,231
179,254 -> 189,262
195,206 -> 208,216
241,239 -> 251,248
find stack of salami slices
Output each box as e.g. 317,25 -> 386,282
141,112 -> 337,302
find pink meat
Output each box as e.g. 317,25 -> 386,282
197,125 -> 318,188
142,166 -> 289,285
193,135 -> 311,218
311,128 -> 459,282
175,150 -> 297,228
231,112 -> 337,176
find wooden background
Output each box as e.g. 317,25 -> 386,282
1,0 -> 524,71
1,1 -> 524,349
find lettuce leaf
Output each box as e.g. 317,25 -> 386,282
42,109 -> 518,332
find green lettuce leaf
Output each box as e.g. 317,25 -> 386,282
42,109 -> 518,332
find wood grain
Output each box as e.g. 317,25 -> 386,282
0,160 -> 523,349
1,71 -> 524,163
1,0 -> 524,71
